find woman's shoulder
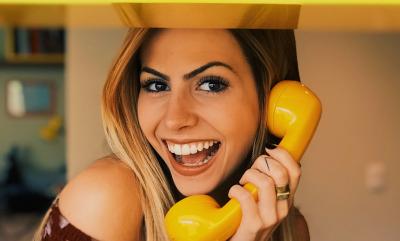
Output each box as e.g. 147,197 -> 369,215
58,156 -> 143,241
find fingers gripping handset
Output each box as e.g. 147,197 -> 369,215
164,80 -> 322,241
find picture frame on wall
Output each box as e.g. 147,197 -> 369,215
5,79 -> 56,117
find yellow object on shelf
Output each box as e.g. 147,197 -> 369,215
40,115 -> 63,141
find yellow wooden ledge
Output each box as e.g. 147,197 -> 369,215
0,1 -> 399,30
116,3 -> 300,29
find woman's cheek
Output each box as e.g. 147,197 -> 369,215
137,96 -> 157,141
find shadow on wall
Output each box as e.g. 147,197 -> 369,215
1,145 -> 65,213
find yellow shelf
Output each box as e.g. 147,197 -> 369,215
0,2 -> 399,30
116,3 -> 400,30
0,5 -> 65,27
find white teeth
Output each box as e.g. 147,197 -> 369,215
197,142 -> 203,152
166,140 -> 219,156
181,144 -> 191,155
190,144 -> 198,154
173,144 -> 182,155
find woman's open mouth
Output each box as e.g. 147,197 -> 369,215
164,140 -> 221,175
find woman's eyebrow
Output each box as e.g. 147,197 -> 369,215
183,61 -> 234,80
141,67 -> 169,80
141,61 -> 235,81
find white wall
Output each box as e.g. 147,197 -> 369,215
65,27 -> 126,179
295,31 -> 400,241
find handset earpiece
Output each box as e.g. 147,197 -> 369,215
267,80 -> 322,161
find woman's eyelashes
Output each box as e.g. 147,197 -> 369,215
197,76 -> 229,93
140,75 -> 230,94
140,78 -> 169,92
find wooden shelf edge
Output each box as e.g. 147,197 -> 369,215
0,61 -> 64,67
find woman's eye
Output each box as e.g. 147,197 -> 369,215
141,79 -> 170,92
198,76 -> 229,93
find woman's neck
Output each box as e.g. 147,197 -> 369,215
208,151 -> 252,206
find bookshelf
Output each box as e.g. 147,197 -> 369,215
3,27 -> 65,64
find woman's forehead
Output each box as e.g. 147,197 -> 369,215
140,29 -> 247,71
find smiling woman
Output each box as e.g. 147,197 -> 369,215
33,28 -> 309,241
137,30 -> 260,196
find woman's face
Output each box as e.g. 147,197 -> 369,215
138,29 -> 260,195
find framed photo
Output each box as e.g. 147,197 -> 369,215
6,79 -> 56,117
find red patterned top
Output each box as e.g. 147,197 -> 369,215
41,199 -> 93,241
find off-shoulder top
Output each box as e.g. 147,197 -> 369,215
40,198 -> 309,241
41,198 -> 92,241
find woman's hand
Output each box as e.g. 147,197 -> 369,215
228,146 -> 302,241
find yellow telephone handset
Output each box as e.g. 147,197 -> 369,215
165,80 -> 322,241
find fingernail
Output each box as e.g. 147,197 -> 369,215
265,143 -> 277,150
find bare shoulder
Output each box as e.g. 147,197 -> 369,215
58,156 -> 143,241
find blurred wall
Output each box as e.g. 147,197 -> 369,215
0,67 -> 65,179
0,27 -> 65,188
65,27 -> 126,179
295,31 -> 400,241
66,29 -> 400,240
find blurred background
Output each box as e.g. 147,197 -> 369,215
0,3 -> 399,241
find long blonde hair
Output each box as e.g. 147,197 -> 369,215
34,28 -> 300,241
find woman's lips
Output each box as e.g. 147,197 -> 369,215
165,142 -> 221,176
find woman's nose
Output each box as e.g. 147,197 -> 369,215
163,92 -> 198,131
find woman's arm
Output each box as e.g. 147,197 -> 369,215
58,157 -> 143,241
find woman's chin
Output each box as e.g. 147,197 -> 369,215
174,179 -> 219,196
